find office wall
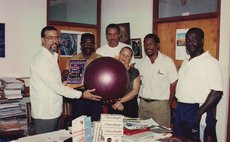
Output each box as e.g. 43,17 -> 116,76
101,0 -> 230,141
0,0 -> 46,77
101,0 -> 153,67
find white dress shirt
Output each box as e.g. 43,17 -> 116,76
30,47 -> 82,119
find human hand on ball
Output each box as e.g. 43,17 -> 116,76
82,89 -> 102,101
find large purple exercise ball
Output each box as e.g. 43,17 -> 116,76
84,57 -> 129,102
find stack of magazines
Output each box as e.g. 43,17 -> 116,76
0,100 -> 27,132
0,77 -> 24,99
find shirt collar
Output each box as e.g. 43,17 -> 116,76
153,51 -> 162,63
187,51 -> 210,62
41,46 -> 58,61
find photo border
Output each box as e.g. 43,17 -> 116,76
0,23 -> 5,58
130,38 -> 142,59
117,23 -> 130,45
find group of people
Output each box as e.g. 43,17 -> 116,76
30,24 -> 223,142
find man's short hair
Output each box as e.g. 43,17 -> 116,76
81,33 -> 95,44
106,23 -> 120,35
186,27 -> 204,39
144,33 -> 160,44
41,26 -> 58,38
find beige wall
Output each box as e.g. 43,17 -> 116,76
0,0 -> 46,77
101,0 -> 153,68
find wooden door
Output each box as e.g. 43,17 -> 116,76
156,18 -> 219,69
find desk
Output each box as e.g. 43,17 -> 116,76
171,135 -> 196,142
17,129 -> 71,142
17,130 -> 189,142
0,130 -> 25,140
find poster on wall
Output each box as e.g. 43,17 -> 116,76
60,30 -> 89,57
0,23 -> 5,58
130,38 -> 142,59
175,28 -> 189,60
117,23 -> 130,45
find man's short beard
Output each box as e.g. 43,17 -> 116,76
50,43 -> 59,53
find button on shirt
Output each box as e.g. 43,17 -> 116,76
139,52 -> 178,100
30,47 -> 82,119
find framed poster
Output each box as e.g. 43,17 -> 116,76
60,30 -> 88,57
117,23 -> 130,44
0,23 -> 5,58
130,38 -> 142,59
175,28 -> 189,60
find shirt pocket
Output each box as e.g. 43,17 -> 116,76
154,71 -> 168,87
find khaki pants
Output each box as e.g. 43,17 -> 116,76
138,99 -> 170,127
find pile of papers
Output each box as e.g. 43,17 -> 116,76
0,100 -> 26,119
122,118 -> 172,142
101,114 -> 123,142
93,114 -> 124,142
0,100 -> 27,132
0,77 -> 24,99
17,129 -> 71,142
123,118 -> 158,130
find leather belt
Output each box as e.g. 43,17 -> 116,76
139,96 -> 160,102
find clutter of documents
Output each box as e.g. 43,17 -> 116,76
16,114 -> 174,142
0,77 -> 25,99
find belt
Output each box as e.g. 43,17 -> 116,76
139,97 -> 160,102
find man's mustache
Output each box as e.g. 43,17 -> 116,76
51,43 -> 60,48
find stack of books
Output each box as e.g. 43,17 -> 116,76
93,114 -> 124,142
71,115 -> 92,142
92,121 -> 103,142
122,131 -> 155,142
122,118 -> 173,142
0,77 -> 24,99
101,114 -> 124,142
0,100 -> 27,132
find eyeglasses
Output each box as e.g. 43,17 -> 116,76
45,36 -> 60,41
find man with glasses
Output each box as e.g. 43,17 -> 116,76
30,26 -> 101,134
